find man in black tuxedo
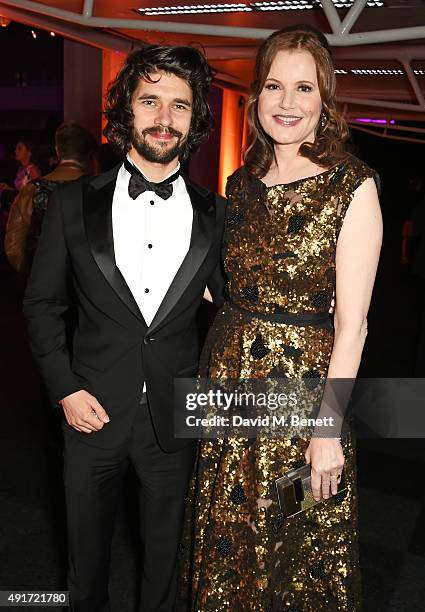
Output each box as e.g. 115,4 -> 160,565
24,45 -> 225,612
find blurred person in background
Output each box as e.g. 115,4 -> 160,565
5,122 -> 97,275
0,140 -> 41,192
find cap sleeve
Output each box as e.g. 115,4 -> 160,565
225,167 -> 243,199
335,156 -> 380,237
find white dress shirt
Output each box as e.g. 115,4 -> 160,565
112,157 -> 193,385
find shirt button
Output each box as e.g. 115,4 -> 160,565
150,200 -> 154,205
144,288 -> 149,293
148,244 -> 152,249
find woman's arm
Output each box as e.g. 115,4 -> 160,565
306,177 -> 383,500
329,177 -> 382,377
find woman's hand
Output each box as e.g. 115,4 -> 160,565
305,438 -> 344,502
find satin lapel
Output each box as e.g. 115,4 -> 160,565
83,175 -> 145,323
147,181 -> 216,335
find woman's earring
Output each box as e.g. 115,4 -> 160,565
320,111 -> 327,129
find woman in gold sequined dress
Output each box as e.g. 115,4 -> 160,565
179,26 -> 382,611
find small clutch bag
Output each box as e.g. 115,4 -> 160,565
275,464 -> 346,518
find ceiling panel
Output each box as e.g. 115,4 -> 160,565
1,0 -> 424,121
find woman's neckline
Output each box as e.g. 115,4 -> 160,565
259,163 -> 342,189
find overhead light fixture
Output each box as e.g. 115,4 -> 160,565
251,1 -> 313,9
0,15 -> 11,27
136,0 -> 385,15
350,68 -> 404,76
351,68 -> 404,75
334,67 -> 425,76
333,0 -> 383,5
137,3 -> 252,15
31,29 -> 37,39
50,31 -> 56,37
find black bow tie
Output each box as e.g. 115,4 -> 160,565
124,158 -> 180,201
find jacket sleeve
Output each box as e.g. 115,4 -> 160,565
207,194 -> 227,308
4,185 -> 33,272
23,187 -> 81,403
207,262 -> 226,307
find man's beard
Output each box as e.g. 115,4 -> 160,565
131,126 -> 188,164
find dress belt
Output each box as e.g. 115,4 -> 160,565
228,301 -> 331,327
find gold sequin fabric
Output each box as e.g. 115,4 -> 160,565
178,157 -> 375,611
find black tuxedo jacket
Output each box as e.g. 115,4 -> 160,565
23,164 -> 226,452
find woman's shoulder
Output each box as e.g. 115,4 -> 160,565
342,154 -> 377,181
337,154 -> 380,195
27,164 -> 41,179
225,166 -> 266,201
225,166 -> 245,198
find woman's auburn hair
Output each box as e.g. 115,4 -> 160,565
103,44 -> 214,159
243,26 -> 350,179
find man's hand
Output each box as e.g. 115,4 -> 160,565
305,438 -> 344,502
60,390 -> 110,434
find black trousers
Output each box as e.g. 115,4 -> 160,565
63,401 -> 196,612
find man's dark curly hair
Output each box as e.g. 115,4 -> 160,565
103,44 -> 214,160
